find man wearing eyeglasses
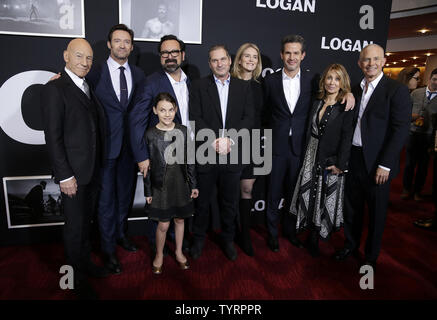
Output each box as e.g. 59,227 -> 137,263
129,34 -> 190,253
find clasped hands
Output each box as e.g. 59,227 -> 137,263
212,137 -> 232,155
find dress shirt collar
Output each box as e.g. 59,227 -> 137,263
282,68 -> 301,80
360,71 -> 383,92
213,73 -> 230,85
426,86 -> 437,95
107,56 -> 130,72
165,69 -> 187,85
64,67 -> 86,89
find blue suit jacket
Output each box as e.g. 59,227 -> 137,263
87,61 -> 145,160
129,69 -> 190,162
263,69 -> 319,157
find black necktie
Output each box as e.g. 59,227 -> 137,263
119,66 -> 128,106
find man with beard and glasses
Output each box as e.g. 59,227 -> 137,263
85,24 -> 146,274
129,34 -> 191,254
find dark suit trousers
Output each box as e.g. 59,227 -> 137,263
62,177 -> 99,279
192,166 -> 241,243
98,143 -> 136,255
266,142 -> 301,238
344,146 -> 391,262
402,132 -> 431,193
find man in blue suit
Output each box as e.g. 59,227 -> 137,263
129,34 -> 190,252
86,24 -> 145,274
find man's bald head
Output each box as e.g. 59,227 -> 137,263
63,38 -> 93,78
358,43 -> 386,81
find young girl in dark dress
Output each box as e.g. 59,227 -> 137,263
144,92 -> 199,274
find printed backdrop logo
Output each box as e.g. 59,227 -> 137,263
256,0 -> 316,13
0,70 -> 54,145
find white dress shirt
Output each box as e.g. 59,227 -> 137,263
107,56 -> 132,101
352,71 -> 390,171
282,68 -> 301,135
214,74 -> 230,137
165,70 -> 189,126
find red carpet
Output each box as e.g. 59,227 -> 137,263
0,154 -> 436,300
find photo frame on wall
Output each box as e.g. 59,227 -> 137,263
3,174 -> 148,229
119,0 -> 202,44
0,0 -> 85,38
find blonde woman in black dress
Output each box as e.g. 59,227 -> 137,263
231,43 -> 264,256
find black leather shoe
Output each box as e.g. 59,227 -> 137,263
104,253 -> 122,274
334,247 -> 356,261
117,237 -> 138,252
223,242 -> 237,261
85,262 -> 109,278
363,260 -> 376,269
267,236 -> 279,252
288,236 -> 304,249
414,218 -> 437,230
190,241 -> 204,260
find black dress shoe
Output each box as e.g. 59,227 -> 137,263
85,262 -> 109,278
363,260 -> 376,269
267,236 -> 279,252
288,236 -> 304,249
334,247 -> 357,261
222,242 -> 237,261
104,253 -> 122,274
414,218 -> 437,230
117,237 -> 138,252
190,241 -> 204,260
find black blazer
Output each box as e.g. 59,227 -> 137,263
143,124 -> 197,196
41,70 -> 106,185
352,75 -> 412,178
263,69 -> 319,157
304,100 -> 354,171
189,75 -> 255,172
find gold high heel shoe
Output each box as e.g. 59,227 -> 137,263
176,259 -> 190,270
152,263 -> 163,274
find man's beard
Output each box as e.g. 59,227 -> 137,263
163,58 -> 180,73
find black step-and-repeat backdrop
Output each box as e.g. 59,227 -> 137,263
0,0 -> 392,245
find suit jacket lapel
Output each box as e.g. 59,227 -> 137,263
102,63 -> 121,107
62,71 -> 91,109
362,75 -> 387,120
275,71 -> 292,116
207,75 -> 223,124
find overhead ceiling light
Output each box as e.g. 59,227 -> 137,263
414,64 -> 418,67
386,52 -> 392,56
412,56 -> 418,60
425,52 -> 434,56
401,59 -> 407,62
393,62 -> 397,65
418,28 -> 431,34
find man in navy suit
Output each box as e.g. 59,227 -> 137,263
86,24 -> 145,274
129,34 -> 190,251
263,35 -> 319,252
334,44 -> 411,267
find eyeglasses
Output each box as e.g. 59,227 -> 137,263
412,76 -> 420,81
160,50 -> 181,58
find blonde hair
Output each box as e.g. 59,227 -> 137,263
231,43 -> 262,81
317,63 -> 351,103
